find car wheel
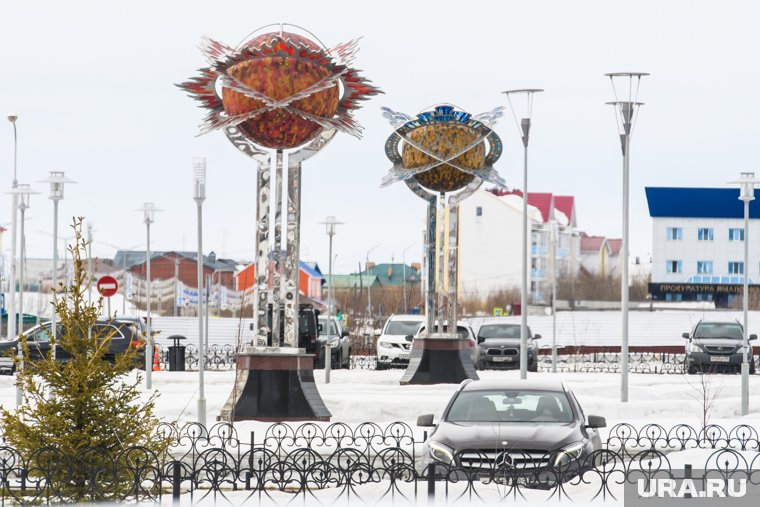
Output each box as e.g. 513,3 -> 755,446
687,364 -> 697,375
344,347 -> 351,368
529,362 -> 538,373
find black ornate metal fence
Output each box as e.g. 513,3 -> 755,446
0,422 -> 759,504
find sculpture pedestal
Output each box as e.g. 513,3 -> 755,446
218,347 -> 331,422
399,334 -> 479,385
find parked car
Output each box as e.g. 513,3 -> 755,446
476,322 -> 541,372
683,320 -> 756,374
416,378 -> 606,485
316,316 -> 351,369
376,314 -> 425,368
0,318 -> 147,374
415,322 -> 479,366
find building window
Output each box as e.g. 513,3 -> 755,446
697,228 -> 714,241
666,227 -> 682,240
696,293 -> 713,302
665,293 -> 683,302
729,228 -> 745,241
697,261 -> 713,274
666,260 -> 682,273
475,206 -> 483,217
728,261 -> 744,274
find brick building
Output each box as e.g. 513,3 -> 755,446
115,250 -> 238,290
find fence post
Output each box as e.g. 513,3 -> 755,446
173,461 -> 181,505
684,464 -> 692,499
427,463 -> 436,503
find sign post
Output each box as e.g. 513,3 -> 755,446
97,275 -> 119,317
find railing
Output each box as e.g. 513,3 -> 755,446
0,421 -> 758,504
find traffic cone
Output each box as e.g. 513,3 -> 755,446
152,346 -> 161,371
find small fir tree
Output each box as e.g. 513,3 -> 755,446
1,218 -> 168,500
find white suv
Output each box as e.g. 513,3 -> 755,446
376,314 -> 425,368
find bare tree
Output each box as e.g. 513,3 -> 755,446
685,368 -> 724,431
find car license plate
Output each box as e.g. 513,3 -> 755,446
710,356 -> 730,363
493,356 -> 513,362
399,353 -> 409,360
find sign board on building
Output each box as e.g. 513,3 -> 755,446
493,307 -> 503,316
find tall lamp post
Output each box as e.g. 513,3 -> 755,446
729,171 -> 759,416
319,217 -> 343,332
8,183 -> 39,406
550,218 -> 558,373
39,171 -> 76,359
504,88 -> 543,380
402,242 -> 415,313
365,244 -> 380,323
136,202 -> 160,389
193,158 -> 207,427
606,72 -> 648,403
7,115 -> 18,341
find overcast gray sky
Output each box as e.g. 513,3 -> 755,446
1,0 -> 758,276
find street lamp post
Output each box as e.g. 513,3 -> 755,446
606,72 -> 648,403
319,217 -> 343,334
550,219 -> 558,373
402,242 -> 415,313
8,184 -> 39,406
7,116 -> 18,341
365,244 -> 380,324
39,171 -> 76,360
136,202 -> 160,389
504,88 -> 543,380
193,158 -> 207,427
729,172 -> 759,416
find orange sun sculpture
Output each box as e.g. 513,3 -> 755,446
180,30 -> 381,150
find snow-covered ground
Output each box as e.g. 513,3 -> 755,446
2,368 -> 756,434
1,368 -> 759,505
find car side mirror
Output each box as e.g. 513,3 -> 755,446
318,324 -> 323,333
682,333 -> 690,339
750,334 -> 758,341
341,330 -> 349,338
477,336 -> 485,344
417,414 -> 435,427
585,415 -> 606,429
532,334 -> 541,340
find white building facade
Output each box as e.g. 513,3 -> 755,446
457,189 -> 580,303
646,187 -> 758,307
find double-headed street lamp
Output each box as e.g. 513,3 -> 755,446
729,171 -> 759,416
504,88 -> 543,380
7,183 -> 39,406
606,71 -> 648,403
136,202 -> 161,389
193,158 -> 207,427
39,171 -> 76,359
7,115 -> 18,341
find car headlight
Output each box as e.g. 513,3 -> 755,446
553,442 -> 585,467
687,342 -> 702,353
429,441 -> 455,464
378,341 -> 392,348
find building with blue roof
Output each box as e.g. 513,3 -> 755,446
645,187 -> 760,307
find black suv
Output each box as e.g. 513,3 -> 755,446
0,318 -> 147,374
683,320 -> 757,374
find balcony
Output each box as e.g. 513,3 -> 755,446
531,269 -> 546,279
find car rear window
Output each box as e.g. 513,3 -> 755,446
447,390 -> 574,423
419,325 -> 470,339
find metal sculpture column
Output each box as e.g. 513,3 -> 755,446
383,104 -> 505,385
181,27 -> 380,421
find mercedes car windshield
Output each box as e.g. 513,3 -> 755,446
446,389 -> 574,423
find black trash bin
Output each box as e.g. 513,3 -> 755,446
167,335 -> 187,371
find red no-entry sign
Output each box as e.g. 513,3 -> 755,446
97,275 -> 119,297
